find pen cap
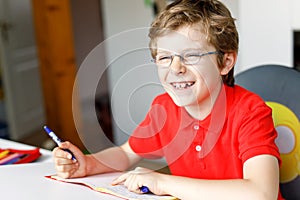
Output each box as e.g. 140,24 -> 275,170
43,126 -> 52,133
140,186 -> 150,193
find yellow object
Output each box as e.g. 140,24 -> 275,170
266,101 -> 300,183
0,150 -> 10,159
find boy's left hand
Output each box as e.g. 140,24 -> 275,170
111,167 -> 166,195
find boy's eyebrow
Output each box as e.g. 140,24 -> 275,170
156,49 -> 172,54
182,48 -> 205,52
156,48 -> 205,54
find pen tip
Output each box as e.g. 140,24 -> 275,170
43,125 -> 50,131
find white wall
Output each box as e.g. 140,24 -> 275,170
236,0 -> 293,74
290,0 -> 300,30
101,0 -> 164,145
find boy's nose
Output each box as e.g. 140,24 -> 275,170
169,56 -> 186,74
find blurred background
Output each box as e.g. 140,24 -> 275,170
0,0 -> 299,152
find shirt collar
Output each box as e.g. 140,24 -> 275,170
179,84 -> 229,132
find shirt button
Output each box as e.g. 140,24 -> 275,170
195,145 -> 202,152
194,125 -> 199,130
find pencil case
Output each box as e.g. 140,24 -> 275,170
0,148 -> 41,165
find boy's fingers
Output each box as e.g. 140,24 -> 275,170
55,157 -> 74,165
55,162 -> 73,171
56,171 -> 73,179
52,147 -> 60,156
111,173 -> 128,185
59,141 -> 71,148
60,141 -> 80,153
53,147 -> 71,160
59,141 -> 81,159
53,147 -> 66,160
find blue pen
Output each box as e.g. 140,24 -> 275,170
140,186 -> 150,193
43,126 -> 76,161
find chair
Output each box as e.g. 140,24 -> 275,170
235,64 -> 300,200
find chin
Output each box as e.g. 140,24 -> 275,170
168,92 -> 196,107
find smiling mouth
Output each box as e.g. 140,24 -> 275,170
170,81 -> 195,89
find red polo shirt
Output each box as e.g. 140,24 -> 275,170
129,85 -> 283,199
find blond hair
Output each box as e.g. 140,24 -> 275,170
149,0 -> 239,86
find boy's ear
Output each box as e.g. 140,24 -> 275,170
220,52 -> 237,75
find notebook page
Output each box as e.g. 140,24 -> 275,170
48,172 -> 176,200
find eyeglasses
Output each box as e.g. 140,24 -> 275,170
152,51 -> 219,68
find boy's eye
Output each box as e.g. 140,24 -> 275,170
157,55 -> 171,61
184,53 -> 201,62
156,55 -> 172,65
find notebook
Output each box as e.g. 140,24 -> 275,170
46,172 -> 177,200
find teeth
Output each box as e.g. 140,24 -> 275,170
171,82 -> 195,89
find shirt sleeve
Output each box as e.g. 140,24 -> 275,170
129,97 -> 168,159
238,103 -> 281,164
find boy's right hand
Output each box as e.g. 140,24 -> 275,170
52,141 -> 87,178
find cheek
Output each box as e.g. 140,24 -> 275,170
194,65 -> 221,86
157,69 -> 164,79
157,69 -> 168,83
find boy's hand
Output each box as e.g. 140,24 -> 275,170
111,167 -> 167,195
52,141 -> 87,178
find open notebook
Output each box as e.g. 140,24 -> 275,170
46,172 -> 177,200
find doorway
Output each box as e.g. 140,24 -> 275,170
0,0 -> 45,140
294,31 -> 300,72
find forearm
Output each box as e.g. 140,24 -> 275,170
159,175 -> 277,200
85,146 -> 132,175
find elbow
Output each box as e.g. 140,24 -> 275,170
249,189 -> 278,200
242,183 -> 278,200
244,192 -> 276,200
256,193 -> 277,200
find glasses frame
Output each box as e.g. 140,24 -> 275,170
152,51 -> 219,68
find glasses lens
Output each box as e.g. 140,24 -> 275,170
154,51 -> 218,67
155,55 -> 172,67
183,52 -> 202,65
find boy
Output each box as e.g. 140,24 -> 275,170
53,0 -> 283,199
